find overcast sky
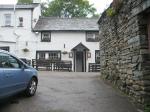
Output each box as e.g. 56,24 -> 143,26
0,0 -> 113,13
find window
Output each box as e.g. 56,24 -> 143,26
48,51 -> 61,60
0,52 -> 20,68
36,51 -> 61,61
38,52 -> 45,59
86,32 -> 99,42
4,14 -> 11,26
18,17 -> 23,27
41,32 -> 51,42
0,47 -> 9,52
95,50 -> 100,63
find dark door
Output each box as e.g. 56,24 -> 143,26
148,14 -> 150,51
76,52 -> 84,72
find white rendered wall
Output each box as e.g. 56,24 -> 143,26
32,31 -> 99,72
0,7 -> 99,72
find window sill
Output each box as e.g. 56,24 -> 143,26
17,26 -> 24,27
1,25 -> 14,27
41,40 -> 51,42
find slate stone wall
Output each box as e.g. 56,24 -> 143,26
98,0 -> 150,104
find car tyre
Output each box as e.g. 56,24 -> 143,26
25,78 -> 37,97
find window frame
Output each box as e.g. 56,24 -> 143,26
36,51 -> 61,61
18,17 -> 23,27
41,32 -> 51,42
86,31 -> 99,42
4,14 -> 11,26
95,50 -> 100,64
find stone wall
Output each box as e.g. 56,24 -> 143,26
98,0 -> 150,104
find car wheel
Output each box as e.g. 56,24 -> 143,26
25,78 -> 37,97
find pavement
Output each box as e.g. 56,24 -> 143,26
0,71 -> 139,112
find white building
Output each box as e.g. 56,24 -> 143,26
0,3 -> 99,72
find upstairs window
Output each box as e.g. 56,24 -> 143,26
95,50 -> 100,64
4,14 -> 11,26
41,32 -> 51,42
18,17 -> 23,27
86,32 -> 99,42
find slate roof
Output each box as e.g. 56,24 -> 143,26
0,4 -> 38,9
33,17 -> 99,31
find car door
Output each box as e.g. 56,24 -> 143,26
0,52 -> 28,97
0,60 -> 5,98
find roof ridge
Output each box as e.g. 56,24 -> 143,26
40,16 -> 99,20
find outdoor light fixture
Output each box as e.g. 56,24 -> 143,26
87,52 -> 91,58
69,52 -> 73,58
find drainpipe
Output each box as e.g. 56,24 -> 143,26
13,3 -> 20,55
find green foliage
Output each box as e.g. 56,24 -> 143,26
17,0 -> 33,4
106,8 -> 116,17
106,0 -> 123,17
42,0 -> 97,18
144,104 -> 150,112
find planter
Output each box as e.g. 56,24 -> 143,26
62,51 -> 68,54
22,48 -> 29,52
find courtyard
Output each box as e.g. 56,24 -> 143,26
0,71 -> 139,112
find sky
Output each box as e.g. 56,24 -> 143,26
0,0 -> 113,14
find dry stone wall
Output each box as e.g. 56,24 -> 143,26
98,0 -> 150,104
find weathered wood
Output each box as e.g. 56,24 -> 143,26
89,63 -> 100,72
53,61 -> 72,72
32,59 -> 72,72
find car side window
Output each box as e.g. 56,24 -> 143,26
0,52 -> 20,68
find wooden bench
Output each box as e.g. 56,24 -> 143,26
32,59 -> 52,71
53,61 -> 72,72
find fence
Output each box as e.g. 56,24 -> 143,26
32,59 -> 72,72
88,63 -> 100,72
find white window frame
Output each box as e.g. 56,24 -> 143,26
4,14 -> 11,26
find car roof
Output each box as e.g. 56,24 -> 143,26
0,50 -> 18,58
0,49 -> 9,53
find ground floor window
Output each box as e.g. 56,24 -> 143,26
36,51 -> 61,61
95,50 -> 100,63
0,46 -> 9,52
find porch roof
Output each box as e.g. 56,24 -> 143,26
71,43 -> 89,51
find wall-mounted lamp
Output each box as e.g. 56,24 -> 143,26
87,52 -> 91,58
69,52 -> 73,58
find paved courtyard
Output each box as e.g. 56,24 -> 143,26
0,72 -> 139,112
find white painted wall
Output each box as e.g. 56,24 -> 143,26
32,4 -> 41,27
0,5 -> 99,72
32,31 -> 99,72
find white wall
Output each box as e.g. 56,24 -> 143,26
0,6 -> 40,58
30,31 -> 99,72
0,6 -> 99,72
32,4 -> 41,27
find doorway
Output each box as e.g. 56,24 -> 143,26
75,51 -> 84,72
71,43 -> 89,72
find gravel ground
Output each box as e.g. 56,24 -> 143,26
0,71 -> 139,112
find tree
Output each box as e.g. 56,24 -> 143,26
17,0 -> 33,4
42,0 -> 97,18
